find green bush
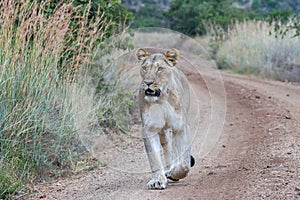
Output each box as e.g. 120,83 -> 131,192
167,0 -> 259,36
130,5 -> 165,28
166,0 -> 295,36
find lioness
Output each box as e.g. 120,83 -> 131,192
136,48 -> 194,190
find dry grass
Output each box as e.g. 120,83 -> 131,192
216,20 -> 300,82
0,0 -> 121,198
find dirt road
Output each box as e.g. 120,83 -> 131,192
26,64 -> 300,199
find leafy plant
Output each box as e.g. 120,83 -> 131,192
168,0 -> 232,35
97,90 -> 134,133
130,5 -> 165,28
166,0 -> 295,36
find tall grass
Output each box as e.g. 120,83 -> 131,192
0,0 -> 117,198
216,20 -> 300,82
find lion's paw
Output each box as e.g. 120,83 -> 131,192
147,175 -> 168,190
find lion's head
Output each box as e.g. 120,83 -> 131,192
136,48 -> 179,102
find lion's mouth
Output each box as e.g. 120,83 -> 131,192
145,88 -> 161,97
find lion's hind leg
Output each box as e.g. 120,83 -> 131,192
160,129 -> 173,171
167,125 -> 191,180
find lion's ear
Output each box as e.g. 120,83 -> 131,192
136,48 -> 149,61
165,48 -> 179,66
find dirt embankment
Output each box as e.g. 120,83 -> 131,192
24,70 -> 300,200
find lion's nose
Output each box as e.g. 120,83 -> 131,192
144,81 -> 154,86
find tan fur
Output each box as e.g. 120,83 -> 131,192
136,48 -> 191,190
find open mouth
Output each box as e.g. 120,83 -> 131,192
145,88 -> 161,97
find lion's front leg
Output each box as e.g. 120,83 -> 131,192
160,129 -> 173,171
143,131 -> 168,189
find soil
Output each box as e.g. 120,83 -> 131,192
20,62 -> 300,200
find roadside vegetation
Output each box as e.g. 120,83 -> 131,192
216,20 -> 300,82
0,0 -> 132,198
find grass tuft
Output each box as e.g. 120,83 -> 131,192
0,0 -> 130,198
216,20 -> 300,82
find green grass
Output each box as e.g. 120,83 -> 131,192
0,0 -> 130,198
0,1 -> 79,197
216,20 -> 300,82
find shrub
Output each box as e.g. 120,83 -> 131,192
167,0 -> 261,36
